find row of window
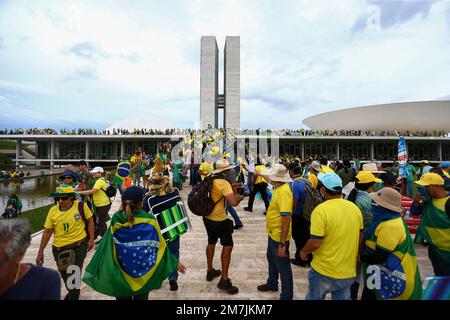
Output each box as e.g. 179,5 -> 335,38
35,140 -> 450,161
36,141 -> 159,160
280,142 -> 450,161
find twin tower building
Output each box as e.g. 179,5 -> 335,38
200,36 -> 240,129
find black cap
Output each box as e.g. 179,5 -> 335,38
122,186 -> 145,203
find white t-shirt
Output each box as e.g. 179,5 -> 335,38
248,156 -> 255,173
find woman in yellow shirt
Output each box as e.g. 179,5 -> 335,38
244,159 -> 270,214
78,167 -> 111,240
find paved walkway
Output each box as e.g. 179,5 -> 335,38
23,184 -> 435,300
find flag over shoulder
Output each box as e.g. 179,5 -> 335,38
83,210 -> 178,297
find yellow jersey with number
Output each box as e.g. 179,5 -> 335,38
44,201 -> 93,248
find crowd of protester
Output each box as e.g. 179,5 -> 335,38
1,141 -> 449,301
1,127 -> 448,137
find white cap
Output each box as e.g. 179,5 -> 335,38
90,166 -> 104,174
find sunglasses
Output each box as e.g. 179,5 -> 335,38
54,196 -> 70,201
63,176 -> 74,180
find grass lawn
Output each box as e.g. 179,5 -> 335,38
20,204 -> 53,233
0,140 -> 16,149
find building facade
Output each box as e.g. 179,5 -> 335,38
200,36 -> 240,129
3,134 -> 449,167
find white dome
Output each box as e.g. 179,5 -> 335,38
105,117 -> 175,131
303,101 -> 450,131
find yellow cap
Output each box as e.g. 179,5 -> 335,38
414,173 -> 444,186
50,184 -> 76,197
356,171 -> 382,184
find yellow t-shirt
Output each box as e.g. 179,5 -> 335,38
266,183 -> 293,242
365,217 -> 406,252
130,155 -> 138,166
199,162 -> 214,181
206,179 -> 233,222
254,165 -> 267,184
426,196 -> 450,251
92,178 -> 111,207
308,173 -> 318,188
44,200 -> 93,248
321,165 -> 335,174
310,198 -> 363,279
433,196 -> 448,212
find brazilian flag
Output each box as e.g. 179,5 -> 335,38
363,218 -> 422,300
83,210 -> 178,297
112,161 -> 131,187
416,197 -> 450,265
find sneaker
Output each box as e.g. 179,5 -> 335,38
257,283 -> 278,292
243,207 -> 252,212
206,269 -> 221,281
169,280 -> 178,291
233,224 -> 243,230
217,278 -> 239,295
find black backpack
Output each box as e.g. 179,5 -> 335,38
99,178 -> 117,198
187,175 -> 224,216
103,185 -> 117,198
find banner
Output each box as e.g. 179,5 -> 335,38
398,136 -> 408,178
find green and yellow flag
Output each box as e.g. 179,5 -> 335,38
112,161 -> 131,187
83,210 -> 178,297
364,217 -> 422,300
416,196 -> 450,265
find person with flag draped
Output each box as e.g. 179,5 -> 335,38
82,186 -> 181,300
411,173 -> 450,276
361,187 -> 422,300
112,161 -> 131,195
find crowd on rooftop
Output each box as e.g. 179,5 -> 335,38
0,127 -> 448,137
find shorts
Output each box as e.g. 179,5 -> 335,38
202,217 -> 234,246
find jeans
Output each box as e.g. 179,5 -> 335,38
95,203 -> 111,238
403,179 -> 414,198
168,237 -> 180,281
306,268 -> 355,300
291,214 -> 312,262
133,173 -> 141,187
227,203 -> 243,227
247,172 -> 254,190
428,244 -> 450,276
190,166 -> 199,186
266,237 -> 293,300
247,183 -> 270,211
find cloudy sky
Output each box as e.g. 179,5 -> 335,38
0,0 -> 449,130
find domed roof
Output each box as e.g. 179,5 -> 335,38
303,101 -> 450,131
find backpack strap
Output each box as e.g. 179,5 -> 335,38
210,175 -> 226,208
78,201 -> 87,223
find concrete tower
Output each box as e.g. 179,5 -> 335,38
200,36 -> 219,128
200,36 -> 240,129
224,36 -> 240,129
